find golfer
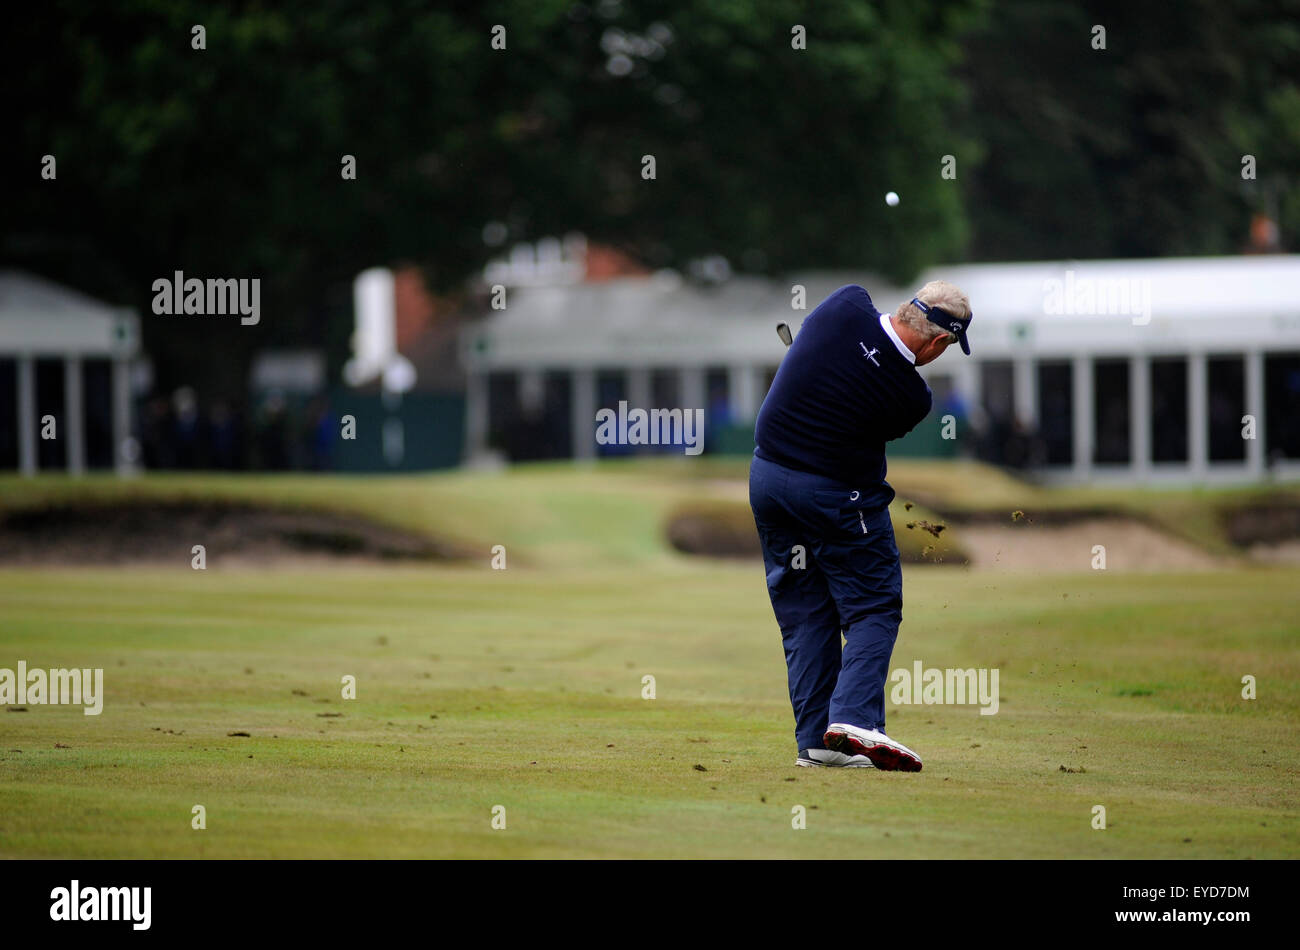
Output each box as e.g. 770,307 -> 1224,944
750,281 -> 972,770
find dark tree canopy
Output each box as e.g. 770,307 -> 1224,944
959,0 -> 1300,261
4,0 -> 1297,396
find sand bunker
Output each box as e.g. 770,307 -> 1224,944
954,517 -> 1222,572
0,502 -> 466,566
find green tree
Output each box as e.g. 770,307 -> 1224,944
4,0 -> 979,396
958,0 -> 1300,261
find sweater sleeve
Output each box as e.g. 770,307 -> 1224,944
885,383 -> 933,443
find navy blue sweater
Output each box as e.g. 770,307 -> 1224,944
754,285 -> 932,508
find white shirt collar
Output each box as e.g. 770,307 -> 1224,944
879,312 -> 915,364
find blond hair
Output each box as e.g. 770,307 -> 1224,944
896,280 -> 971,342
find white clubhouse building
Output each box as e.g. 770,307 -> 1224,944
462,255 -> 1300,484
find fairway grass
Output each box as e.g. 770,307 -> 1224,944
2,562 -> 1296,859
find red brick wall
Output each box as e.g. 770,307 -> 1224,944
392,265 -> 436,350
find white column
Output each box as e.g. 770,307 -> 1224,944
464,369 -> 489,460
571,367 -> 596,460
516,368 -> 545,416
1188,353 -> 1208,478
728,364 -> 759,422
679,367 -> 706,415
65,356 -> 85,475
1013,356 -> 1037,427
1071,355 -> 1093,478
624,368 -> 651,454
1130,355 -> 1150,479
680,367 -> 707,451
111,356 -> 132,476
964,361 -> 983,416
17,356 -> 36,476
625,367 -> 650,410
1245,350 -> 1265,477
960,360 -> 983,449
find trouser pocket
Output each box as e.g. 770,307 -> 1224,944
811,489 -> 887,541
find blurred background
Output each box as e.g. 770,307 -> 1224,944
3,0 -> 1299,482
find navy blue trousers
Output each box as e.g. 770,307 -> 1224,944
749,453 -> 903,752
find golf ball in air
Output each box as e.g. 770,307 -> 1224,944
885,191 -> 900,207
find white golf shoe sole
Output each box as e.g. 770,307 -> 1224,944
824,722 -> 923,772
795,748 -> 875,768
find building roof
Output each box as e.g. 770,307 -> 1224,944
934,255 -> 1300,321
464,255 -> 1300,368
464,271 -> 866,369
0,270 -> 140,356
